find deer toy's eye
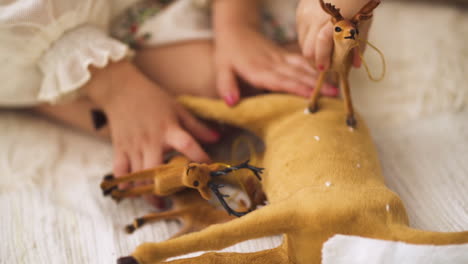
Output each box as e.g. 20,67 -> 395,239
193,181 -> 200,187
335,27 -> 342,33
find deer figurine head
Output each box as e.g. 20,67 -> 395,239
309,0 -> 381,127
322,0 -> 380,55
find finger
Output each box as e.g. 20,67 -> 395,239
353,47 -> 362,68
284,54 -> 316,75
297,23 -> 309,49
315,23 -> 334,71
321,83 -> 340,97
142,145 -> 163,170
274,63 -> 316,89
113,150 -> 130,177
354,21 -> 371,68
176,105 -> 220,143
302,29 -> 316,61
216,66 -> 240,107
113,150 -> 131,189
141,146 -> 166,209
251,68 -> 313,97
129,149 -> 143,173
166,128 -> 210,163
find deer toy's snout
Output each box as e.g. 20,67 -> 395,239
347,29 -> 356,40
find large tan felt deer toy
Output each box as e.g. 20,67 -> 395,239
309,0 -> 381,128
117,94 -> 468,264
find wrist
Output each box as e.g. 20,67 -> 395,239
213,0 -> 261,32
84,60 -> 140,110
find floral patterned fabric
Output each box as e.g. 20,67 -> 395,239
110,0 -> 298,49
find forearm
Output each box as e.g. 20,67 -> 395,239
213,0 -> 261,31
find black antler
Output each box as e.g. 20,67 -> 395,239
210,160 -> 264,180
209,160 -> 264,217
208,182 -> 252,217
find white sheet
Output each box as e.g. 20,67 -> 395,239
323,235 -> 468,264
1,1 -> 467,263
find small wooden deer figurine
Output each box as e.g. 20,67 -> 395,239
101,155 -> 265,218
309,0 -> 381,127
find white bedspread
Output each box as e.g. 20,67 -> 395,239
1,1 -> 467,263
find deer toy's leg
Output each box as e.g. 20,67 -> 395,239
118,203 -> 292,264
110,185 -> 154,202
125,209 -> 191,234
308,71 -> 328,113
101,156 -> 189,196
340,74 -> 356,127
101,170 -> 156,196
139,247 -> 290,264
389,225 -> 468,245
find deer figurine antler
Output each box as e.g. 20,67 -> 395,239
309,0 -> 381,128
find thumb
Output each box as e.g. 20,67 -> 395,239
315,23 -> 334,71
353,46 -> 363,68
216,66 -> 240,107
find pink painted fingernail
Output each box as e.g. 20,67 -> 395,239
318,64 -> 325,71
210,130 -> 221,141
224,94 -> 238,107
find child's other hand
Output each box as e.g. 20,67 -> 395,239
86,62 -> 218,177
213,0 -> 339,107
296,0 -> 371,71
215,25 -> 338,106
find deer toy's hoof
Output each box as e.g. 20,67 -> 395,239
308,104 -> 319,114
125,218 -> 145,233
102,186 -> 118,196
101,174 -> 117,196
125,224 -> 136,234
110,190 -> 124,203
117,256 -> 139,264
104,174 -> 115,181
346,116 -> 357,128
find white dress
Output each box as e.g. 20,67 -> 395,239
0,0 -> 298,107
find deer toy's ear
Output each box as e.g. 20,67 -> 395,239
319,0 -> 344,24
351,0 -> 381,24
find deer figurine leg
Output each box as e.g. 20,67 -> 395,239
124,189 -> 245,236
308,71 -> 328,113
101,156 -> 190,197
340,73 -> 356,127
118,203 -> 293,264
110,185 -> 155,202
125,209 -> 191,234
101,170 -> 156,196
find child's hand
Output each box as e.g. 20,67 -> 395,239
215,24 -> 338,106
86,61 -> 218,177
213,0 -> 338,106
297,0 -> 372,71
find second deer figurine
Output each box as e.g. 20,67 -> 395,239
308,0 -> 380,127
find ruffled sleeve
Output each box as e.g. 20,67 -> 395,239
0,0 -> 132,106
38,25 -> 130,103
